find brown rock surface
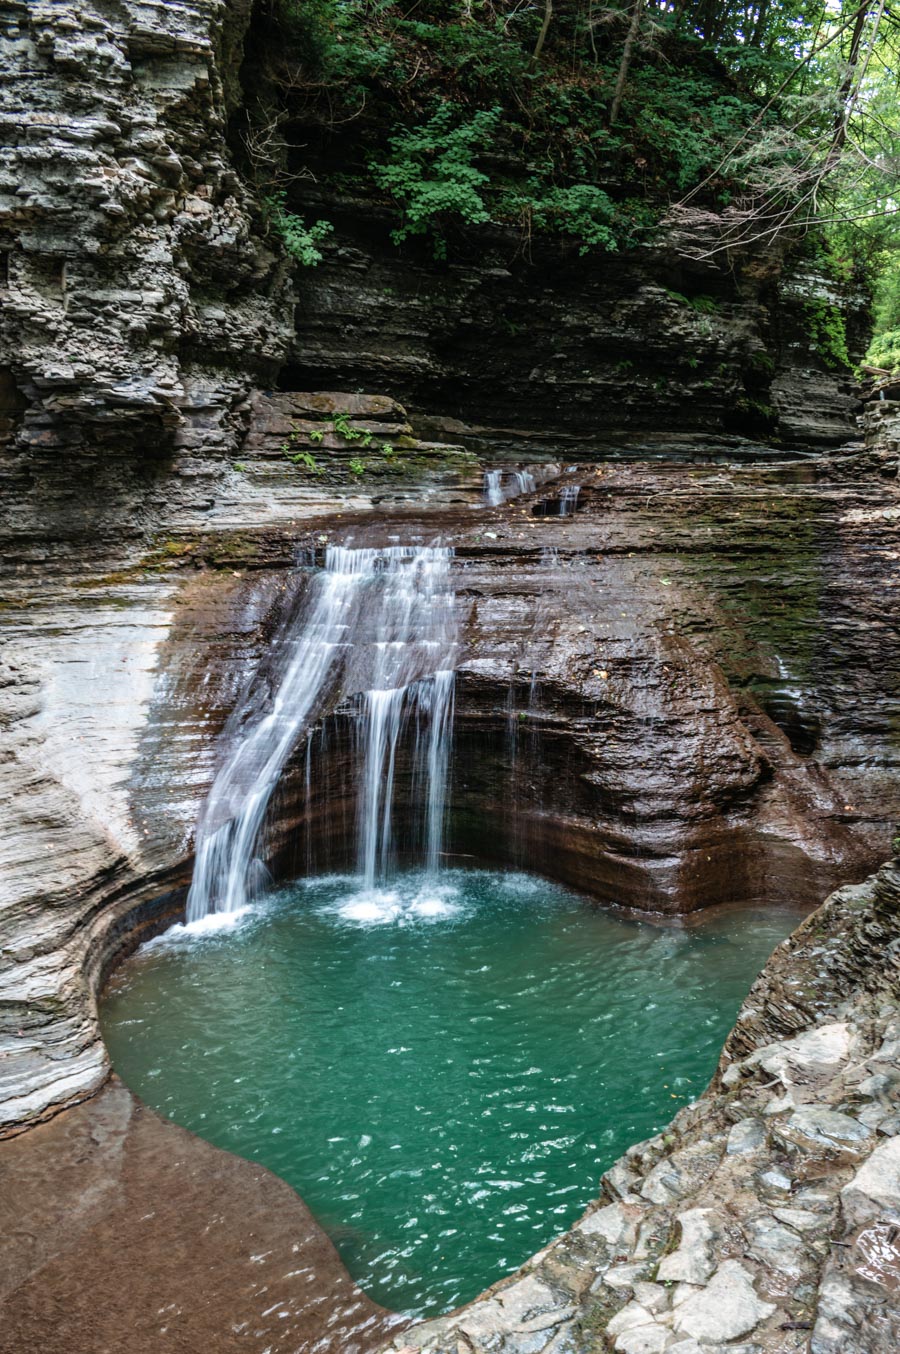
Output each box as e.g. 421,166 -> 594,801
0,1078 -> 403,1354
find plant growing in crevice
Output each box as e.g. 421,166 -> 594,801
804,298 -> 851,371
263,191 -> 333,266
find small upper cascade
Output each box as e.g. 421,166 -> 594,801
559,484 -> 581,516
484,469 -> 504,506
187,544 -> 457,920
482,468 -> 537,506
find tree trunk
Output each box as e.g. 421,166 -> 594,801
832,0 -> 869,153
609,0 -> 644,125
530,0 -> 553,69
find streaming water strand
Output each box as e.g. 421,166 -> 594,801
187,544 -> 457,920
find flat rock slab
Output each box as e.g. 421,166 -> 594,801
0,1079 -> 404,1354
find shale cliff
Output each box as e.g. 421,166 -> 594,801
0,0 -> 869,583
1,4 -> 899,1354
0,0 -> 294,569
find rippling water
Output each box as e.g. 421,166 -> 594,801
101,871 -> 797,1317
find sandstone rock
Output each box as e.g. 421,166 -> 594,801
726,1118 -> 767,1155
671,1261 -> 776,1342
657,1209 -> 718,1284
780,1107 -> 873,1154
752,1023 -> 852,1083
575,1201 -> 638,1248
744,1214 -> 811,1278
631,1282 -> 670,1314
641,1145 -> 720,1204
841,1135 -> 900,1221
607,1301 -> 659,1335
613,1324 -> 672,1354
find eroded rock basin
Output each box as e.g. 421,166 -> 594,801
101,870 -> 800,1320
2,448 -> 899,1354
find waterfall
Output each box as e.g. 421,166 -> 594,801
484,470 -> 503,506
483,468 -> 537,505
187,544 -> 457,920
559,484 -> 581,516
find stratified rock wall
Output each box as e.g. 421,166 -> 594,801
0,0 -> 294,565
280,195 -> 861,448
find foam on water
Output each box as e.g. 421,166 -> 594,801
142,904 -> 258,951
324,875 -> 462,926
103,869 -> 800,1319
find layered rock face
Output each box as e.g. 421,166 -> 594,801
0,3 -> 897,1350
0,0 -> 294,569
281,194 -> 862,448
862,373 -> 900,475
3,448 -> 899,1137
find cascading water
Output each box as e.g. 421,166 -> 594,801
482,468 -> 537,505
484,469 -> 504,506
187,544 -> 457,921
559,484 -> 581,515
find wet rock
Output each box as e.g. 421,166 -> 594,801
657,1209 -> 719,1284
670,1261 -> 776,1342
727,1118 -> 767,1156
841,1136 -> 900,1221
779,1107 -> 873,1155
0,1080 -> 400,1354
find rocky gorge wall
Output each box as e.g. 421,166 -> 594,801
1,2 -> 899,1351
4,446 -> 898,1140
281,193 -> 864,451
0,0 -> 870,588
0,0 -> 295,572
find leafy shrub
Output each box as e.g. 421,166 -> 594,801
507,183 -> 619,254
372,104 -> 501,255
264,192 -> 333,266
866,328 -> 900,373
804,299 -> 850,371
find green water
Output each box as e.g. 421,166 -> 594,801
101,870 -> 796,1318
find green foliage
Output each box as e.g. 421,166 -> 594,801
263,0 -> 900,322
284,447 -> 321,474
804,299 -> 851,371
372,104 -> 500,256
275,0 -> 394,92
665,290 -> 720,315
504,183 -> 619,254
264,192 -> 333,267
866,329 -> 900,374
348,458 -> 367,477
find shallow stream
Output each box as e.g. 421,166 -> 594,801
102,870 -> 797,1317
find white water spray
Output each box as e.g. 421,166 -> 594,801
482,468 -> 537,505
187,545 -> 457,920
559,484 -> 581,516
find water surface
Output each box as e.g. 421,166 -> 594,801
102,871 -> 796,1317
